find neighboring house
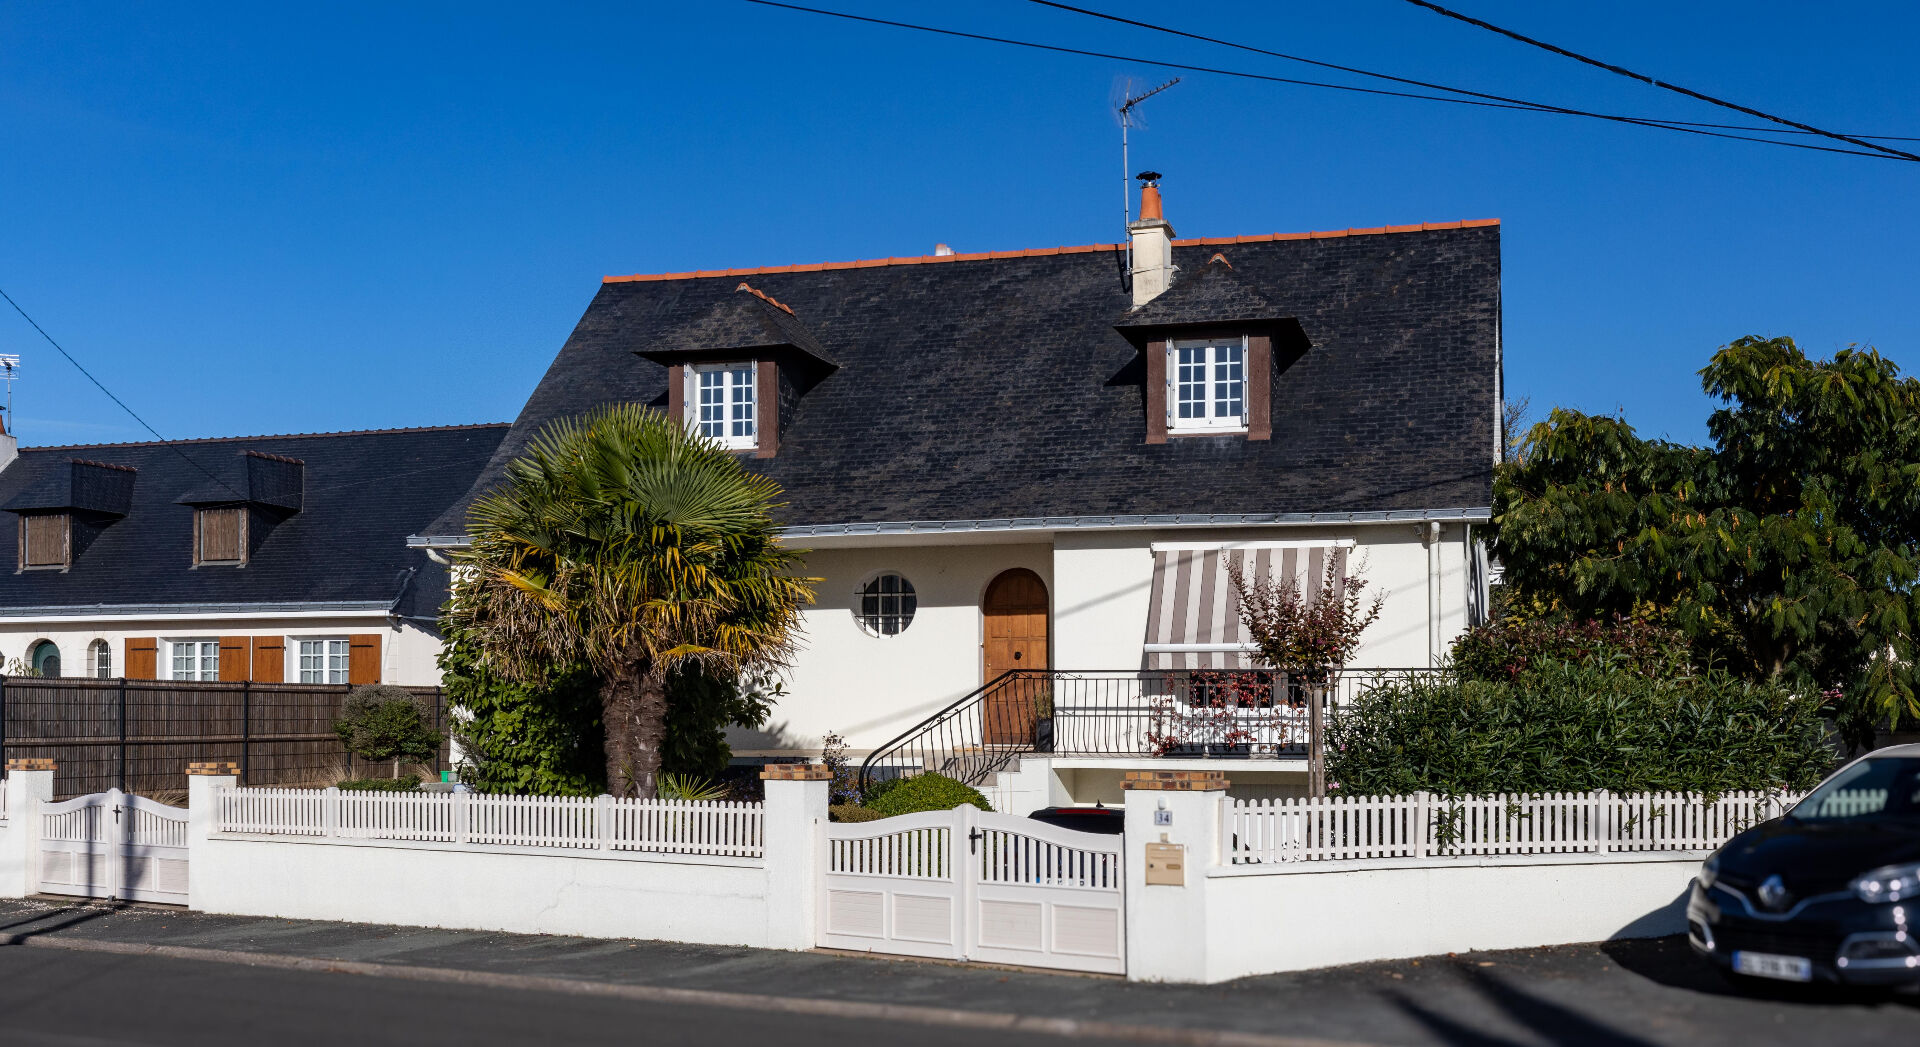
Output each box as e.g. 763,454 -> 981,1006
0,422 -> 508,687
416,181 -> 1503,803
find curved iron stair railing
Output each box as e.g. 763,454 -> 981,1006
856,670 -> 1043,795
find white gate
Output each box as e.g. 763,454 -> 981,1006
819,804 -> 1125,974
39,789 -> 189,905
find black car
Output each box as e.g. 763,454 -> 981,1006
1689,744 -> 1920,987
1026,805 -> 1125,835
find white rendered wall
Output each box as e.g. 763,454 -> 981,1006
193,834 -> 771,944
1051,523 -> 1477,673
0,617 -> 445,686
762,543 -> 1051,753
1201,855 -> 1699,981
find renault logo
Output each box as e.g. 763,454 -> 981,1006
1758,874 -> 1792,911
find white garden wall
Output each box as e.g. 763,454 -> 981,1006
1201,853 -> 1699,981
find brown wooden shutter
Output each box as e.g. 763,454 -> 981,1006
753,359 -> 778,459
1145,339 -> 1169,444
197,508 -> 247,564
250,636 -> 285,683
125,637 -> 158,680
21,513 -> 71,568
348,634 -> 382,685
667,364 -> 685,428
218,636 -> 250,681
1247,335 -> 1272,442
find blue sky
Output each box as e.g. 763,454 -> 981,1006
1,1 -> 1914,448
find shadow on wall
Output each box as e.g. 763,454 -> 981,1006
725,722 -> 814,753
1610,883 -> 1692,941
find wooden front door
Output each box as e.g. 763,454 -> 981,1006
982,568 -> 1049,745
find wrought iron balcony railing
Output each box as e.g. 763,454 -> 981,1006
856,667 -> 1442,793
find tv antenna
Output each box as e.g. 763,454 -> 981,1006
0,354 -> 16,434
1114,76 -> 1180,280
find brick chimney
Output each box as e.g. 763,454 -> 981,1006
1129,173 -> 1176,307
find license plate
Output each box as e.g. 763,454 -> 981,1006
1732,951 -> 1813,982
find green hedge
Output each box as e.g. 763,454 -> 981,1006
1325,662 -> 1833,796
864,773 -> 991,816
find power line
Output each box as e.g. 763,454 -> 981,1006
0,284 -> 245,498
1397,0 -> 1920,162
740,1 -> 1911,162
1028,0 -> 1920,143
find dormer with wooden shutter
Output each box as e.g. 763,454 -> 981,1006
1114,253 -> 1311,445
637,283 -> 838,459
176,450 -> 305,566
3,458 -> 137,572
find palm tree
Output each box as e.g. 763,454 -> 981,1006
449,403 -> 813,798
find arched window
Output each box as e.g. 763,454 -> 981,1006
89,639 -> 112,679
854,573 -> 917,637
28,640 -> 61,679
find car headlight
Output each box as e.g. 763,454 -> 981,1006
1852,862 -> 1920,904
1699,854 -> 1720,890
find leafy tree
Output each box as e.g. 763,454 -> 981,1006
443,624 -> 779,795
1493,337 -> 1920,746
333,686 -> 443,779
1230,553 -> 1384,795
448,403 -> 814,798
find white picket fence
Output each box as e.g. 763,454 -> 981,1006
216,787 -> 764,859
1229,790 -> 1799,864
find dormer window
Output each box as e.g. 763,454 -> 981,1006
1170,337 -> 1248,433
688,362 -> 758,450
19,512 -> 71,569
195,507 -> 248,565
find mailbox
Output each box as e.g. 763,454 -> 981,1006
1144,841 -> 1185,886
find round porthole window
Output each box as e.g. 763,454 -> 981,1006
855,573 -> 917,637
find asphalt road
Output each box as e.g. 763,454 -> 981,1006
1,900 -> 1917,1046
0,946 -> 1119,1047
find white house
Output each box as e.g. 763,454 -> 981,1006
413,180 -> 1503,807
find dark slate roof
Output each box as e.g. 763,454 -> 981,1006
3,459 -> 137,515
423,222 -> 1500,537
638,284 -> 838,374
0,425 -> 509,617
1114,253 -> 1287,332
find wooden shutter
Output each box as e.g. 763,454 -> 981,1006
218,636 -> 250,681
1145,340 -> 1169,444
348,634 -> 382,685
667,364 -> 685,428
1247,335 -> 1272,442
754,359 -> 778,459
21,513 -> 70,568
125,637 -> 158,680
196,507 -> 247,564
250,636 -> 285,683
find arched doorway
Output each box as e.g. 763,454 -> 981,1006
29,639 -> 61,679
982,568 -> 1048,745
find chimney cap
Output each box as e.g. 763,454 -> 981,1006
1135,171 -> 1162,185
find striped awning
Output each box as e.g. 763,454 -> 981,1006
1143,543 -> 1348,670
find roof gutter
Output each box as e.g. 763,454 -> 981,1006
0,601 -> 395,624
409,507 -> 1491,550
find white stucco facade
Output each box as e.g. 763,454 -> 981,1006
0,614 -> 444,687
743,520 -> 1486,758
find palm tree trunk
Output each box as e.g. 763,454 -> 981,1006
601,664 -> 670,798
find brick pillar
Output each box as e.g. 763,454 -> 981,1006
185,762 -> 239,912
1122,769 -> 1227,983
760,763 -> 831,950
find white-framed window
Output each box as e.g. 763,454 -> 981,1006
298,638 -> 351,684
686,362 -> 757,450
168,639 -> 220,681
1168,337 -> 1248,433
89,639 -> 112,679
854,572 -> 917,637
